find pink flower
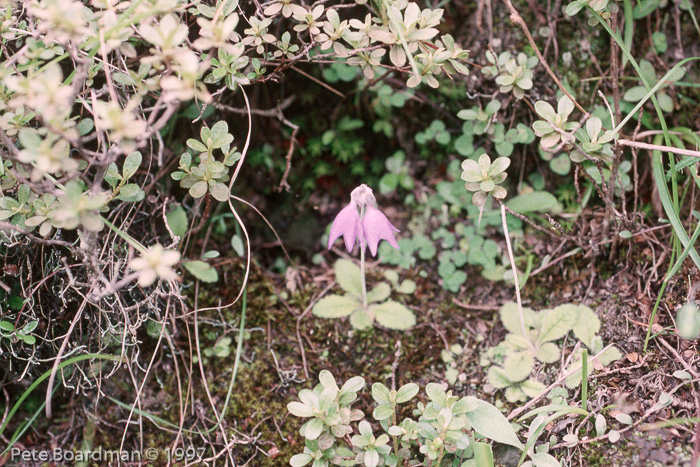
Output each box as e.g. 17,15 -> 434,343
327,185 -> 399,257
327,203 -> 361,253
362,205 -> 399,256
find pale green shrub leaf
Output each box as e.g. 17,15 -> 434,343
396,383 -> 419,403
117,184 -> 145,202
183,260 -> 218,283
166,206 -> 188,237
507,192 -> 561,213
372,383 -> 391,405
372,404 -> 394,421
122,151 -> 142,179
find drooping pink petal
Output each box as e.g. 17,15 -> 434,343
327,202 -> 361,253
362,206 -> 399,257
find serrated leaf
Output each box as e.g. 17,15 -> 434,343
520,379 -> 546,398
367,282 -> 391,303
334,259 -> 362,296
350,309 -> 374,330
183,260 -> 218,282
371,301 -> 416,330
503,351 -> 535,383
312,294 -> 361,319
536,342 -> 560,363
487,366 -> 512,389
537,305 -> 578,343
572,305 -> 600,348
500,302 -> 537,336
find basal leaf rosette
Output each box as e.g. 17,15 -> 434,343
460,154 -> 510,206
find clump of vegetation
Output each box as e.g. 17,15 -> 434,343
1,0 -> 700,465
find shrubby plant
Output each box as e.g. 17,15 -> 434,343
460,154 -> 510,207
482,50 -> 537,99
287,370 -> 531,467
0,0 -> 468,385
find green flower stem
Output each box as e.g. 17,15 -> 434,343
581,349 -> 588,412
101,216 -> 148,255
360,240 -> 368,309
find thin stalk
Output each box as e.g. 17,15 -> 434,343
501,205 -> 535,353
581,349 -> 588,412
391,405 -> 401,464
